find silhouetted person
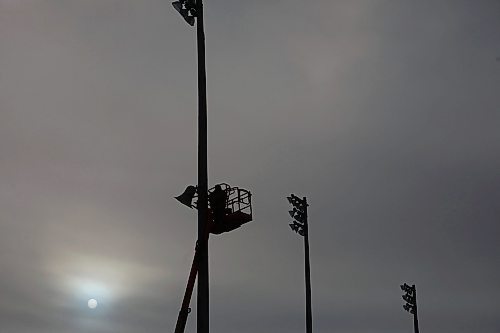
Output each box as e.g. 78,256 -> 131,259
209,185 -> 227,226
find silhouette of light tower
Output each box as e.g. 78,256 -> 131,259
401,283 -> 420,333
172,1 -> 208,333
288,194 -> 312,333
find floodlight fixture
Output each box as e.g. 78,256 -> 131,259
175,185 -> 198,208
287,194 -> 308,237
287,194 -> 305,207
172,0 -> 196,26
401,283 -> 415,294
403,294 -> 415,304
293,211 -> 306,224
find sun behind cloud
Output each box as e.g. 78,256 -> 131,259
87,298 -> 98,309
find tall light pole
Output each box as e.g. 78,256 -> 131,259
288,194 -> 312,333
401,283 -> 420,333
172,1 -> 209,333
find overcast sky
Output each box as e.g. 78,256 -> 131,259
1,1 -> 499,332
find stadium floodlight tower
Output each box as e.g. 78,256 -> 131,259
400,283 -> 420,333
171,3 -> 253,333
171,0 -> 209,332
287,194 -> 312,333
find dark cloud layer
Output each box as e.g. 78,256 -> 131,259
1,1 -> 499,332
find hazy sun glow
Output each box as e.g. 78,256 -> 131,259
50,254 -> 168,309
87,298 -> 98,309
78,280 -> 110,298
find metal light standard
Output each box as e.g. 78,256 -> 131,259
288,194 -> 312,333
172,1 -> 208,332
401,283 -> 420,333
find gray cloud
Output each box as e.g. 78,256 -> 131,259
1,1 -> 499,332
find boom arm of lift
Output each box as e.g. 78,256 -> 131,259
173,237 -> 204,333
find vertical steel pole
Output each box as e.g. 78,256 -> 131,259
413,285 -> 419,333
303,198 -> 312,333
196,1 -> 209,333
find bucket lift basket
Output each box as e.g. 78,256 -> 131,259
175,182 -> 253,234
208,183 -> 252,234
172,182 -> 253,333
